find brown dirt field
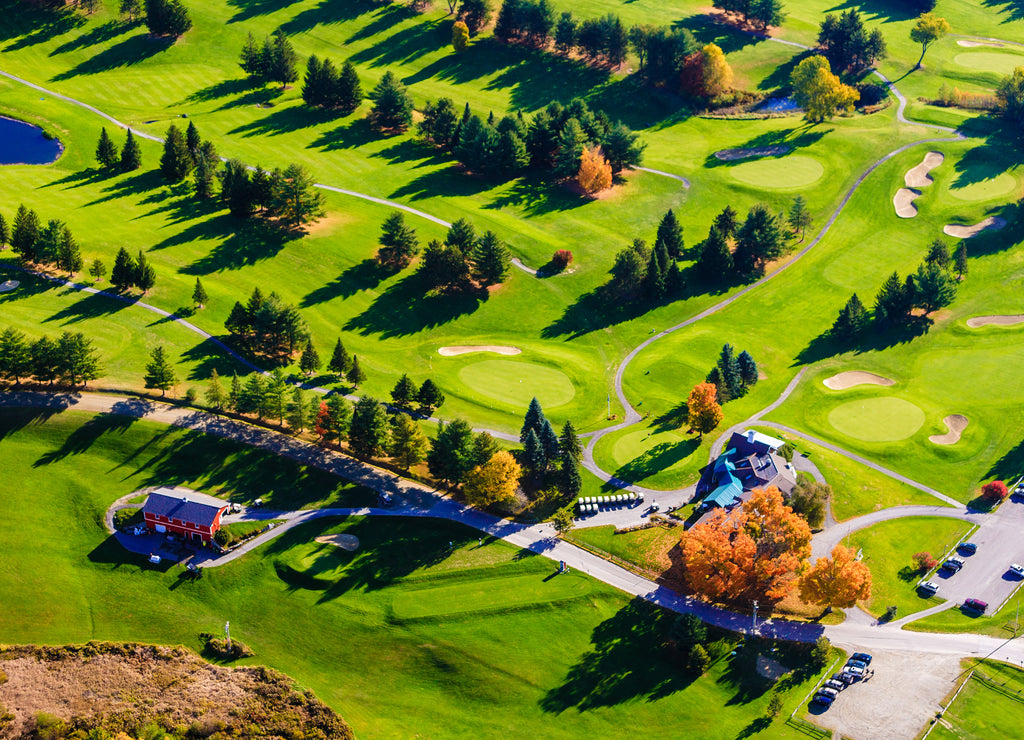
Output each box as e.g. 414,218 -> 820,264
893,187 -> 921,218
929,414 -> 969,445
967,314 -> 1024,328
0,643 -> 353,740
905,151 -> 944,188
822,371 -> 895,390
944,216 -> 1007,238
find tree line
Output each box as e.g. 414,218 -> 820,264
0,327 -> 102,387
5,204 -> 83,276
419,95 -> 644,186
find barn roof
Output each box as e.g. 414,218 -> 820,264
142,488 -> 227,527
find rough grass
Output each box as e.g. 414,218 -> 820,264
928,660 -> 1024,740
562,522 -> 680,575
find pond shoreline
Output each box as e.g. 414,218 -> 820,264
0,114 -> 64,165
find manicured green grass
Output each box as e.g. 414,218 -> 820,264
755,430 -> 943,521
456,358 -> 576,409
929,660 -> 1024,740
847,517 -> 973,618
953,50 -> 1024,76
591,424 -> 704,491
729,155 -> 826,189
827,397 -> 926,442
948,171 -> 1019,201
563,523 -> 680,574
906,585 -> 1024,636
0,408 -> 830,740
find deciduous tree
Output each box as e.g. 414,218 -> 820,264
910,13 -> 950,68
981,480 -> 1008,503
790,56 -> 859,123
799,545 -> 872,611
700,43 -> 733,97
391,413 -> 429,470
686,382 -> 723,437
452,19 -> 470,50
464,450 -> 521,506
577,146 -> 613,194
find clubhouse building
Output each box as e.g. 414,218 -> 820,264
141,487 -> 229,543
696,430 -> 797,512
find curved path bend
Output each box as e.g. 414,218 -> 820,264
9,389 -> 1024,663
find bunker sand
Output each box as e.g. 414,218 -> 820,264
967,314 -> 1024,328
823,371 -> 895,390
929,415 -> 968,445
944,217 -> 1006,238
438,345 -> 521,356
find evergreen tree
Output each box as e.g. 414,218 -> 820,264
56,225 -> 82,275
558,420 -> 582,462
391,413 -> 429,470
417,378 -> 445,412
145,0 -> 192,37
831,293 -> 867,338
120,0 -> 141,21
328,337 -> 351,376
427,418 -> 476,484
522,428 -> 546,476
954,243 -> 968,279
555,11 -> 576,53
185,121 -> 201,158
31,335 -> 60,385
737,350 -> 758,388
160,124 -> 193,182
286,386 -> 311,432
554,118 -> 589,179
349,396 -> 392,458
192,277 -> 208,308
240,373 -> 269,417
120,129 -> 142,172
266,368 -> 289,424
0,327 -> 31,384
472,230 -> 511,285
643,247 -> 665,300
655,209 -> 684,260
470,431 -> 500,468
300,339 -> 321,375
914,260 -> 957,313
347,355 -> 366,386
926,238 -> 950,270
319,393 -> 351,443
96,128 -> 119,170
269,29 -> 299,88
272,163 -> 325,228
11,204 -> 40,263
788,195 -> 812,241
370,71 -> 414,130
206,368 -> 225,409
336,60 -> 363,114
445,218 -> 478,256
559,449 -> 582,499
714,205 -> 738,238
539,418 -> 560,462
717,343 -> 743,399
240,32 -> 262,78
696,226 -> 733,280
600,121 -> 645,174
391,373 -> 419,409
419,97 -> 460,150
134,250 -> 156,293
734,204 -> 783,275
377,211 -> 419,269
228,372 -> 243,412
520,397 -> 546,444
874,271 -> 910,324
57,331 -> 101,387
0,213 -> 8,249
144,345 -> 177,396
88,259 -> 106,283
302,55 -> 327,107
35,219 -> 64,266
110,247 -> 136,290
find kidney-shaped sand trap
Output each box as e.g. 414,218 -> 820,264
893,188 -> 922,218
438,345 -> 521,356
967,314 -> 1024,328
958,39 -> 1004,48
823,371 -> 895,390
905,151 -> 944,188
316,533 -> 360,551
0,280 -> 20,293
944,216 -> 1007,238
929,415 -> 969,445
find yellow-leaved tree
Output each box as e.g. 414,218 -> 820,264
910,13 -> 950,68
463,450 -> 521,507
790,56 -> 859,123
577,146 -> 613,194
452,20 -> 470,52
701,43 -> 733,98
686,382 -> 723,438
798,544 -> 872,613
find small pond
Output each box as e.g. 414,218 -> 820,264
0,116 -> 63,165
756,97 -> 800,113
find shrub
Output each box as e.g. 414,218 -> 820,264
214,528 -> 231,546
552,250 -> 573,269
882,605 -> 898,622
184,387 -> 198,404
808,636 -> 830,671
687,644 -> 711,675
981,480 -> 1008,503
766,690 -> 784,718
913,551 -> 937,572
855,82 -> 888,106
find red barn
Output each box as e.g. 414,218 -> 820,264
142,488 -> 229,543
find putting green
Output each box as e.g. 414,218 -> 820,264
949,172 -> 1018,201
457,359 -> 575,409
730,155 -> 824,189
953,52 -> 1024,75
612,427 -> 687,466
828,397 -> 926,442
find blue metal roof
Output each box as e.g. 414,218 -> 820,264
706,478 -> 743,508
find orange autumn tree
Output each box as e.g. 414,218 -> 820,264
798,544 -> 872,612
686,382 -> 723,437
577,146 -> 613,194
679,486 -> 812,606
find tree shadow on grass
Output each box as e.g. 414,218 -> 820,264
301,258 -> 388,307
41,167 -> 110,191
980,0 -> 1024,22
949,143 -> 1021,191
182,77 -> 275,110
612,439 -> 701,486
821,0 -> 919,24
343,270 -> 485,338
228,103 -> 333,138
758,48 -> 813,91
792,317 -> 933,366
34,407 -> 148,466
348,15 -> 444,68
389,163 -> 498,202
0,1 -> 86,50
676,11 -> 762,53
651,403 -> 689,434
83,169 -> 167,208
51,33 -> 173,81
170,216 -> 299,273
276,0 -> 374,32
703,125 -> 830,169
225,0 -> 304,24
41,288 -> 136,326
540,597 -> 694,713
986,436 -> 1024,481
180,336 -> 253,381
485,176 -> 590,217
309,116 -> 380,152
0,404 -> 76,443
50,18 -> 136,56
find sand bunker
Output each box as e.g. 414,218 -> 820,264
438,345 -> 521,356
823,371 -> 896,390
958,39 -> 1004,48
316,533 -> 360,551
905,151 -> 944,188
0,280 -> 20,293
714,145 -> 792,161
967,314 -> 1024,328
944,216 -> 1007,238
929,414 -> 969,445
894,188 -> 922,218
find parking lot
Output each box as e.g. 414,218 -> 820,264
924,493 -> 1024,613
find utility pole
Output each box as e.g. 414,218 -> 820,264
752,600 -> 758,636
225,620 -> 231,650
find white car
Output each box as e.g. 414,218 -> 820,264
1010,564 -> 1024,578
844,665 -> 865,677
919,581 -> 939,595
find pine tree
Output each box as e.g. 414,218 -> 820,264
185,121 -> 201,158
160,124 -> 193,182
272,163 -> 325,228
391,373 -> 419,408
328,337 -> 351,376
31,335 -> 60,386
737,350 -> 758,388
370,70 -> 414,130
0,327 -> 31,384
120,0 -> 141,21
926,238 -> 950,270
788,195 -> 812,241
559,449 -> 582,499
0,213 -> 8,249
192,277 -> 208,308
144,345 -> 177,396
697,226 -> 732,281
286,386 -> 311,432
558,420 -> 582,461
57,332 -> 101,387
445,218 -> 477,256
471,431 -> 500,468
377,211 -> 419,269
110,247 -> 136,290
228,372 -> 242,411
391,413 -> 429,471
206,368 -> 225,409
302,55 -> 326,107
347,355 -> 366,386
336,60 -> 363,114
523,428 -> 546,476
349,396 -> 391,458
266,369 -> 289,424
427,419 -> 476,484
96,128 -> 119,170
472,230 -> 511,286
554,118 -> 588,179
954,243 -> 968,279
643,248 -> 665,301
539,418 -> 560,462
717,343 -> 742,399
11,204 -> 40,263
417,378 -> 445,412
269,29 -> 299,88
240,31 -> 262,78
56,225 -> 82,275
193,148 -> 215,200
298,339 -> 321,376
134,250 -> 156,293
120,129 -> 142,171
831,293 -> 867,338
714,205 -> 738,238
520,397 -> 546,444
655,209 -> 684,260
89,259 -> 106,282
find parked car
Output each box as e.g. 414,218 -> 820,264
1010,564 -> 1024,578
851,652 -> 873,666
963,598 -> 988,613
919,581 -> 939,595
811,694 -> 834,707
958,542 -> 978,555
942,557 -> 965,572
824,679 -> 845,691
844,665 -> 866,677
378,492 -> 394,507
838,671 -> 860,684
817,686 -> 839,699
847,659 -> 868,670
